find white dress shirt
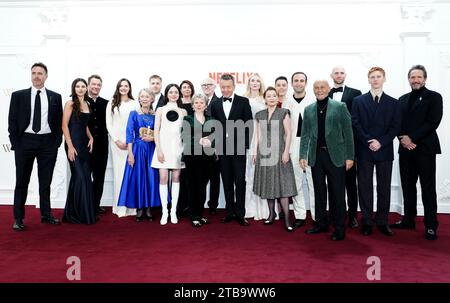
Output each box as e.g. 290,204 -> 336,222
223,93 -> 234,119
25,86 -> 51,134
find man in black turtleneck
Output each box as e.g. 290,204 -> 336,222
390,65 -> 443,240
300,80 -> 354,241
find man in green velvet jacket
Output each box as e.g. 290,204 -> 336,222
299,80 -> 354,241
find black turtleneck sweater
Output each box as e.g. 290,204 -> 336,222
408,86 -> 425,111
294,95 -> 306,137
317,98 -> 328,149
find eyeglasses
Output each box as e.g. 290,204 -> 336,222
201,84 -> 214,88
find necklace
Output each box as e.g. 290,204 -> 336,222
318,103 -> 328,114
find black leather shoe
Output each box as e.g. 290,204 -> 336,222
221,215 -> 235,223
285,226 -> 294,232
41,215 -> 61,225
136,208 -> 144,222
425,229 -> 438,240
389,220 -> 415,230
145,208 -> 153,222
331,231 -> 345,241
236,217 -> 250,226
13,219 -> 25,231
96,207 -> 106,214
293,219 -> 306,229
377,225 -> 394,236
209,208 -> 218,215
361,224 -> 373,236
306,225 -> 329,234
348,217 -> 359,229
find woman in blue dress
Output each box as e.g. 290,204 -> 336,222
117,88 -> 160,221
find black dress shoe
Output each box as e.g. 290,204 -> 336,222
136,209 -> 144,222
285,226 -> 294,232
96,207 -> 106,214
145,208 -> 153,222
361,224 -> 373,236
425,229 -> 438,240
389,220 -> 415,230
221,215 -> 235,223
236,217 -> 250,226
293,219 -> 306,229
331,231 -> 345,241
306,225 -> 329,234
348,217 -> 359,229
41,215 -> 61,225
377,225 -> 394,236
13,219 -> 25,231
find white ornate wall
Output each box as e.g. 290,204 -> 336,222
1,0 -> 449,214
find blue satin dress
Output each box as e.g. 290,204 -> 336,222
117,110 -> 160,208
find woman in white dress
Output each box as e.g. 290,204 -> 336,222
244,73 -> 269,220
106,78 -> 139,217
151,84 -> 187,225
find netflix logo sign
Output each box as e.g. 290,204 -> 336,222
208,72 -> 254,85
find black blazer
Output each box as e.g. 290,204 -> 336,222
8,87 -> 63,150
352,92 -> 401,162
329,85 -> 362,114
205,93 -> 219,116
154,94 -> 165,111
398,87 -> 442,155
209,94 -> 253,155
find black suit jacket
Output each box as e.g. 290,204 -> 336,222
154,94 -> 165,111
205,93 -> 219,116
329,85 -> 362,114
8,87 -> 63,150
352,92 -> 401,162
209,94 -> 253,155
398,87 -> 442,155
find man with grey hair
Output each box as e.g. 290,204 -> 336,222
201,77 -> 221,215
300,80 -> 354,241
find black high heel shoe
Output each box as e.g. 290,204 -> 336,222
285,226 -> 294,232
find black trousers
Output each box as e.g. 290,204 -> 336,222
207,158 -> 221,210
329,162 -> 358,221
177,168 -> 190,213
219,155 -> 246,218
13,133 -> 58,220
399,151 -> 438,230
357,159 -> 392,226
90,137 -> 109,210
311,149 -> 346,232
184,155 -> 212,220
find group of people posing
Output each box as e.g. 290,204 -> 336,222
8,63 -> 442,241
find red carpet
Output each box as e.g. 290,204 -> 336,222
1,205 -> 449,283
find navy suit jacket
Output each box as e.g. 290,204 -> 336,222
8,87 -> 63,150
351,92 -> 401,161
398,87 -> 442,155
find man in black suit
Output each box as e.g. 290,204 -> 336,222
202,77 -> 220,215
328,66 -> 362,229
210,74 -> 253,226
390,65 -> 443,240
149,74 -> 165,111
352,67 -> 401,237
8,62 -> 63,231
87,74 -> 109,215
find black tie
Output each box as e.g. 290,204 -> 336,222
223,97 -> 232,102
32,90 -> 41,133
331,87 -> 343,93
374,95 -> 379,103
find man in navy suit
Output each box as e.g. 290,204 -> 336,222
8,62 -> 63,231
390,65 -> 443,240
210,74 -> 253,226
352,67 -> 401,236
328,66 -> 362,229
149,74 -> 165,111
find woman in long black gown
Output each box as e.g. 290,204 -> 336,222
62,78 -> 96,224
